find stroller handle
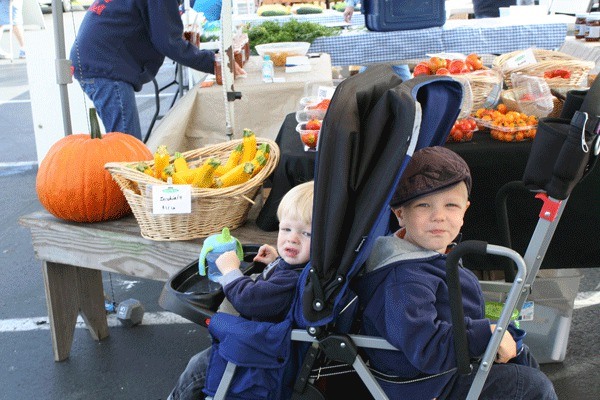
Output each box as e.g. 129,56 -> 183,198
446,240 -> 528,385
446,240 -> 488,375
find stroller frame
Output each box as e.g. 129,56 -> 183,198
162,66 -> 599,400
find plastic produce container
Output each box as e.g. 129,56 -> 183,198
255,42 -> 310,67
520,269 -> 582,364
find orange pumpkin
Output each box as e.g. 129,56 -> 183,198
36,109 -> 153,223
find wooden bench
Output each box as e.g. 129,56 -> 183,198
20,206 -> 277,361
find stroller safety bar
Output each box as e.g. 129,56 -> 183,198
446,241 -> 528,400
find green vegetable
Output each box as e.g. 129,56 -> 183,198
295,5 -> 323,15
332,1 -> 359,12
257,4 -> 290,16
246,20 -> 341,54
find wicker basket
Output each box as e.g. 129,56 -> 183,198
492,49 -> 594,89
105,138 -> 279,241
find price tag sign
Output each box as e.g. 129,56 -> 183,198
151,185 -> 192,214
317,85 -> 335,99
504,48 -> 537,70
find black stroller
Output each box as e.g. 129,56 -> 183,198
159,65 -> 600,399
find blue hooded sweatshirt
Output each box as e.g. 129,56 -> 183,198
354,233 -> 492,400
70,0 -> 215,91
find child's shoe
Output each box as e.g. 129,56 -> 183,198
18,49 -> 26,59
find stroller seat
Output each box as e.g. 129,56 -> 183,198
159,64 -> 600,400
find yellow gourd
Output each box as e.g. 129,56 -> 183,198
172,169 -> 195,184
192,158 -> 221,188
161,164 -> 175,182
173,152 -> 189,172
255,143 -> 270,161
153,145 -> 170,179
241,129 -> 257,163
214,143 -> 243,177
215,162 -> 254,188
133,161 -> 154,176
250,153 -> 268,177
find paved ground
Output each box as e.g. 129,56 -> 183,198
1,11 -> 600,400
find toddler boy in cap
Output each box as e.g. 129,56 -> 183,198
354,146 -> 557,400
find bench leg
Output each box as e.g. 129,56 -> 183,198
42,261 -> 110,361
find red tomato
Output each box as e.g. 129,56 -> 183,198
465,53 -> 484,71
413,62 -> 431,76
554,69 -> 571,79
315,99 -> 331,110
449,59 -> 466,75
428,57 -> 447,73
305,119 -> 321,130
301,131 -> 318,148
459,119 -> 472,131
520,93 -> 535,101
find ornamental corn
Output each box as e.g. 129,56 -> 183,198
241,128 -> 257,163
215,162 -> 254,188
192,158 -> 221,188
214,143 -> 243,177
153,145 -> 170,179
173,152 -> 189,172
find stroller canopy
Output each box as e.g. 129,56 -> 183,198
300,66 -> 464,325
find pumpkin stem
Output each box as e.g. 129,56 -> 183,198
89,108 -> 102,139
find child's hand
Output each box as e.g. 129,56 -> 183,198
253,244 -> 278,265
490,324 -> 517,363
216,250 -> 241,275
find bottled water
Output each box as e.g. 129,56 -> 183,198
262,55 -> 274,83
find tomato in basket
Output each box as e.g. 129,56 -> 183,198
543,69 -> 571,79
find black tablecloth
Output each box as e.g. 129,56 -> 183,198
257,112 -> 600,270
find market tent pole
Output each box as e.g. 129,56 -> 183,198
52,0 -> 73,136
220,0 -> 241,140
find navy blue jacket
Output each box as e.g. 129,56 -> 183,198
221,258 -> 306,322
473,0 -> 516,18
355,234 -> 492,400
70,0 -> 215,91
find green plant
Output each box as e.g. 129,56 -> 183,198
246,20 -> 341,54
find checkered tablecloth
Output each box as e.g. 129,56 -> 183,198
309,27 -> 444,66
309,16 -> 570,66
233,10 -> 365,27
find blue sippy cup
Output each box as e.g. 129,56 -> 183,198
199,227 -> 244,284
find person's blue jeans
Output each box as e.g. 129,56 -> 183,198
440,344 -> 558,399
168,347 -> 211,400
78,77 -> 142,140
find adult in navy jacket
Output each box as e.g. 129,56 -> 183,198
70,0 -> 240,140
473,0 -> 516,18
